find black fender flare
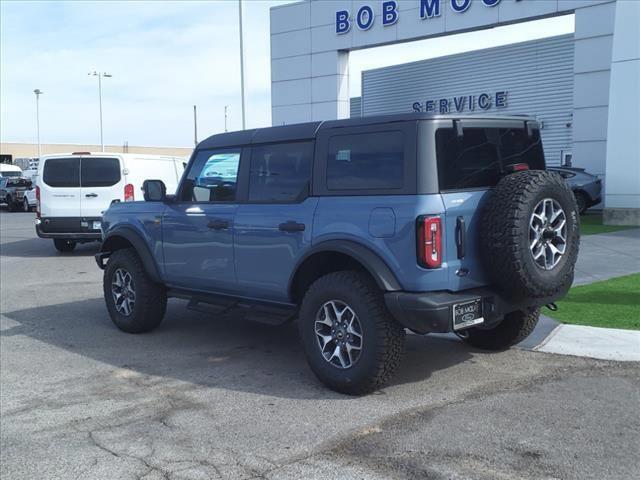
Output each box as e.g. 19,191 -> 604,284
288,240 -> 403,300
100,227 -> 162,283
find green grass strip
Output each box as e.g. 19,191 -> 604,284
548,274 -> 640,331
580,214 -> 637,236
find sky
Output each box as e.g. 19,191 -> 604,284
1,0 -> 574,148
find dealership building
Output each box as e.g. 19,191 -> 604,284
269,0 -> 640,224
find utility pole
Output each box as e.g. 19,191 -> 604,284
88,71 -> 112,152
238,0 -> 246,130
33,89 -> 43,158
193,105 -> 198,146
224,105 -> 229,132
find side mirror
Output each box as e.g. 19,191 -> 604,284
142,179 -> 167,202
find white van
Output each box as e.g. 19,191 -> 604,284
36,152 -> 187,252
0,163 -> 24,178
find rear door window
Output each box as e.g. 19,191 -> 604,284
42,157 -> 80,187
436,127 -> 545,190
327,131 -> 404,190
248,142 -> 312,202
80,158 -> 121,187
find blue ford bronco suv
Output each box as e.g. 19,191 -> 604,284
96,113 -> 579,395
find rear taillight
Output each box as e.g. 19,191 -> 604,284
124,183 -> 134,202
417,216 -> 442,269
35,185 -> 40,218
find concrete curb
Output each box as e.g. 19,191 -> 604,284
533,324 -> 640,362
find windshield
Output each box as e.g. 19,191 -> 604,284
1,171 -> 22,178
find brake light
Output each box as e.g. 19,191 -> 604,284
508,163 -> 529,172
417,216 -> 442,269
72,151 -> 91,155
35,185 -> 41,218
124,183 -> 134,202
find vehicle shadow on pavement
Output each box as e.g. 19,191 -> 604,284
0,238 -> 100,258
1,297 -> 472,399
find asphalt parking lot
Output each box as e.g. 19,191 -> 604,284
1,210 -> 639,480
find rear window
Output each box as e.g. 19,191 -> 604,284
6,178 -> 32,188
249,142 -> 312,202
327,131 -> 404,190
43,157 -> 80,187
436,127 -> 545,190
42,157 -> 121,188
81,158 -> 121,187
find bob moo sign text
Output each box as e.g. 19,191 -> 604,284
336,0 -> 521,34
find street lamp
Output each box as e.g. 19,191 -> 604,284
33,89 -> 43,158
88,71 -> 112,152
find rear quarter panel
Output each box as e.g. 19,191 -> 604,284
313,195 -> 451,292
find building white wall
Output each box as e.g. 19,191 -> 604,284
604,0 -> 640,224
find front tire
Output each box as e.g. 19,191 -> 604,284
299,271 -> 405,395
23,198 -> 30,212
54,239 -> 77,252
462,309 -> 540,351
103,248 -> 167,333
6,197 -> 16,212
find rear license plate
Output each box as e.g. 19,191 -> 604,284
92,221 -> 101,230
453,298 -> 484,330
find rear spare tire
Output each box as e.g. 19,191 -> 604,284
480,170 -> 579,301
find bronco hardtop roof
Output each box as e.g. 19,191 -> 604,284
197,112 -> 538,150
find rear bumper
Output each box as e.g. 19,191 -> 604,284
36,216 -> 102,241
384,288 -> 557,334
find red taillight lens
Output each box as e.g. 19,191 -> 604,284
35,185 -> 41,218
124,183 -> 134,202
417,216 -> 442,269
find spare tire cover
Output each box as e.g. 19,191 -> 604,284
480,170 -> 580,301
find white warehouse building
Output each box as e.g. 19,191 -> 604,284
269,0 -> 640,224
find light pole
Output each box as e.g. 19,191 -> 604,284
238,0 -> 246,130
33,89 -> 43,158
193,105 -> 198,146
224,105 -> 229,132
88,71 -> 112,152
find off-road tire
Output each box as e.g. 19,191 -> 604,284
54,239 -> 77,253
480,170 -> 580,301
299,271 -> 406,395
103,248 -> 167,333
463,308 -> 540,351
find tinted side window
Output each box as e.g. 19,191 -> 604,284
42,157 -> 80,188
249,142 -> 312,202
81,158 -> 121,187
180,150 -> 240,202
327,131 -> 404,190
436,127 -> 545,190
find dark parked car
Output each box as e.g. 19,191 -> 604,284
96,113 -> 580,395
0,176 -> 32,212
549,166 -> 601,214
